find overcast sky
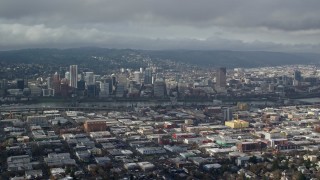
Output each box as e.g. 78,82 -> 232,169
1,0 -> 320,52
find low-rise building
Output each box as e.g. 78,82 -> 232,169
44,153 -> 76,167
124,163 -> 139,170
25,170 -> 43,179
137,162 -> 155,171
225,120 -> 249,129
237,141 -> 268,152
164,145 -> 188,153
27,115 -> 49,127
136,147 -> 166,155
95,156 -> 111,165
172,133 -> 196,140
89,131 -> 111,138
7,155 -> 33,172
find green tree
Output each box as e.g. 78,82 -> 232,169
282,160 -> 289,170
249,156 -> 258,164
237,172 -> 246,180
272,159 -> 280,170
304,159 -> 312,169
272,169 -> 281,180
292,171 -> 306,180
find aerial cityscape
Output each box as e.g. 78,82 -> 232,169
1,0 -> 320,180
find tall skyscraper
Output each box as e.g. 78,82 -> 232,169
144,68 -> 153,85
77,80 -> 86,91
0,79 -> 8,89
59,67 -> 67,78
153,78 -> 166,97
216,67 -> 227,88
24,77 -> 28,88
16,79 -> 25,90
84,72 -> 95,86
87,84 -> 97,97
111,75 -> 116,87
115,84 -> 125,97
69,65 -> 78,88
100,82 -> 110,97
134,71 -> 142,84
294,70 -> 302,81
52,72 -> 61,95
65,71 -> 70,80
46,77 -> 53,89
223,108 -> 233,121
104,78 -> 113,95
293,70 -> 302,87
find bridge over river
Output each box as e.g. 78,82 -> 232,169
0,101 -> 218,113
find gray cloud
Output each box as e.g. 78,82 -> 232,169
0,0 -> 320,51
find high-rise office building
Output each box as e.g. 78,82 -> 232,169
223,108 -> 233,121
52,72 -> 61,95
216,67 -> 227,88
16,79 -> 25,90
111,75 -> 116,86
134,71 -> 142,84
103,78 -> 113,95
175,74 -> 181,83
0,79 -> 7,96
69,65 -> 78,88
100,82 -> 110,97
46,77 -> 53,89
87,84 -> 97,97
154,78 -> 166,97
1,79 -> 8,89
76,80 -> 86,96
144,68 -> 153,85
118,75 -> 127,84
84,72 -> 95,86
293,70 -> 302,87
0,79 -> 7,89
294,70 -> 302,81
115,84 -> 125,97
65,71 -> 70,81
60,78 -> 70,97
59,67 -> 67,78
24,77 -> 28,88
77,80 -> 86,91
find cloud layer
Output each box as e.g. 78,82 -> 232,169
0,0 -> 320,52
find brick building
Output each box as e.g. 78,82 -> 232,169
83,120 -> 107,133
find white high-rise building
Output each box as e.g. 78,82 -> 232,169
134,71 -> 142,84
85,72 -> 95,86
46,77 -> 53,89
69,65 -> 78,88
65,71 -> 70,80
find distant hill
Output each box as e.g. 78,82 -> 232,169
0,47 -> 140,65
0,48 -> 147,73
144,50 -> 320,68
0,48 -> 319,68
